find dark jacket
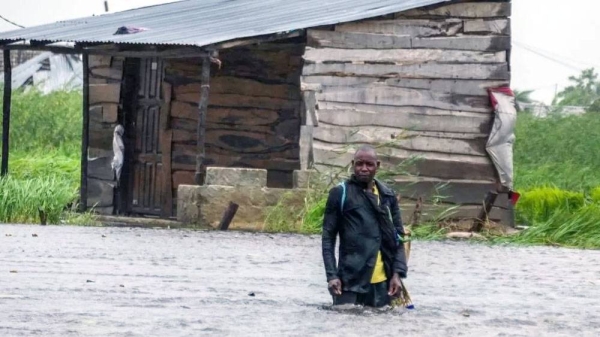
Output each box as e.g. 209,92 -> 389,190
322,175 -> 408,293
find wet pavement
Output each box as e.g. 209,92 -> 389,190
1,224 -> 599,337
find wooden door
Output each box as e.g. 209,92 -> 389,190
130,58 -> 171,216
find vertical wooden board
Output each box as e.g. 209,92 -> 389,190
161,83 -> 173,217
299,125 -> 314,170
146,163 -> 153,209
154,162 -> 164,213
302,91 -> 319,126
172,170 -> 196,189
161,83 -> 172,131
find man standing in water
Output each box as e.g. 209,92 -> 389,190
322,145 -> 408,308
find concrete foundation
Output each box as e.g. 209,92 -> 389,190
205,167 -> 268,187
177,168 -> 311,230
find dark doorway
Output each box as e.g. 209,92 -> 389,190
121,58 -> 171,217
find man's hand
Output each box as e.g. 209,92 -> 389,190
388,273 -> 403,296
328,279 -> 342,296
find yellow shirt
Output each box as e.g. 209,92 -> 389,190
370,184 -> 387,284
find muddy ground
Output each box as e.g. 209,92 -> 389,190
1,224 -> 599,337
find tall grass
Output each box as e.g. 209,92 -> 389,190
511,204 -> 600,249
512,112 -> 600,248
264,170 -> 337,235
0,175 -> 78,224
516,187 -> 585,224
0,88 -> 83,224
10,152 -> 80,185
514,113 -> 600,191
591,187 -> 600,204
1,88 -> 82,154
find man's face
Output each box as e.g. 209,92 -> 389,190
352,150 -> 379,183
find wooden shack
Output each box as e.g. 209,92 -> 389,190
0,0 -> 514,224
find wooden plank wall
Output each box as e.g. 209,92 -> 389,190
301,0 -> 512,222
163,40 -> 305,195
86,55 -> 124,215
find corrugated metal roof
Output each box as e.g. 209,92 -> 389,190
0,0 -> 449,48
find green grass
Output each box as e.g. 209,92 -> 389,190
0,88 -> 87,224
514,113 -> 600,191
1,88 -> 82,154
263,176 -> 330,235
0,174 -> 78,224
10,152 -> 80,185
515,187 -> 585,224
592,187 -> 600,204
510,112 -> 600,248
510,204 -> 600,249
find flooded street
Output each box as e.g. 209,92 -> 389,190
1,224 -> 599,337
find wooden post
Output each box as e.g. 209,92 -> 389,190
195,56 -> 211,185
1,49 -> 12,177
219,202 -> 239,231
471,190 -> 498,232
79,53 -> 90,212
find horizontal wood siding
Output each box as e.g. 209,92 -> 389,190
301,0 -> 511,221
164,40 -> 304,194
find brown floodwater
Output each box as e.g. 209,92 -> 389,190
1,224 -> 599,337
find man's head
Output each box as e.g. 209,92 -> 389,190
352,145 -> 380,184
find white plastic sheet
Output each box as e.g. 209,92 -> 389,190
111,125 -> 125,183
486,87 -> 517,190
